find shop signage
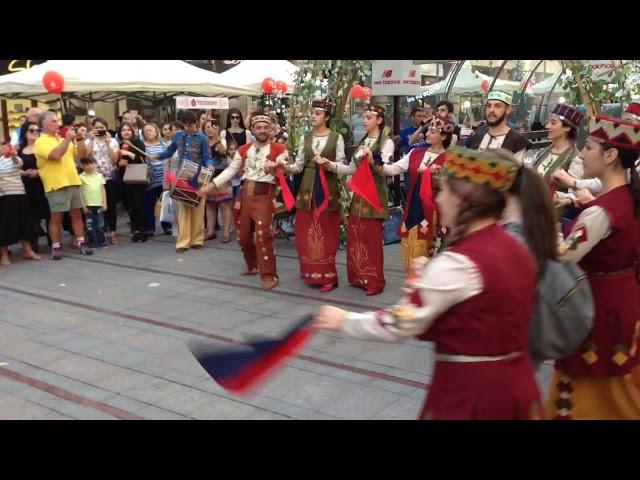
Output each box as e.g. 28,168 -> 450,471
175,96 -> 229,109
586,60 -> 619,81
372,60 -> 422,96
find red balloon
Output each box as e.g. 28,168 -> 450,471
43,71 -> 65,94
361,87 -> 372,100
480,80 -> 490,91
275,80 -> 288,94
350,84 -> 364,99
262,77 -> 276,94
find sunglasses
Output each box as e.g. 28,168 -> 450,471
230,115 -> 240,120
28,128 -> 40,133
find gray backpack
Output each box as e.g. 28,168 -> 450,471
528,259 -> 595,366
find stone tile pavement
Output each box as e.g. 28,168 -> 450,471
0,213 -> 554,419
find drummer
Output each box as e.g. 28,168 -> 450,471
151,111 -> 211,253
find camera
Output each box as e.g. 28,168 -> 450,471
95,129 -> 106,136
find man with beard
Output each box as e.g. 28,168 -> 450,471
199,113 -> 288,290
468,91 -> 530,163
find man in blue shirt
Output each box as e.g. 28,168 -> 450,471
151,110 -> 211,253
396,107 -> 427,155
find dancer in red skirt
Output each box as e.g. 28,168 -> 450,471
545,116 -> 640,419
314,146 -> 543,419
322,104 -> 394,296
380,117 -> 453,272
273,98 -> 346,292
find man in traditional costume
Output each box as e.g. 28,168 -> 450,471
200,114 -> 288,290
468,91 -> 530,163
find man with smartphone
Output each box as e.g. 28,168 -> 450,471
34,110 -> 93,259
396,107 -> 428,155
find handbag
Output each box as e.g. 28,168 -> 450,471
123,163 -> 150,185
528,259 -> 594,366
382,206 -> 403,245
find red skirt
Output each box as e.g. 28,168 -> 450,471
295,209 -> 341,285
420,355 -> 542,420
346,215 -> 385,292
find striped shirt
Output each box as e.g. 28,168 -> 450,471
144,142 -> 166,190
0,155 -> 26,196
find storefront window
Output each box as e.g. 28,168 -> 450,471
522,60 -> 564,128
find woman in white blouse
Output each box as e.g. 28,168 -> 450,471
314,146 -> 543,419
318,104 -> 394,296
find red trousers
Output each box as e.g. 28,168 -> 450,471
236,188 -> 277,280
346,215 -> 385,292
295,209 -> 341,285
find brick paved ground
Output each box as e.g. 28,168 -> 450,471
0,212 -> 554,419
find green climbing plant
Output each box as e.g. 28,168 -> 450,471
285,60 -> 373,248
561,60 -> 640,116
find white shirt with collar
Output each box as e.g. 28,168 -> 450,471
213,143 -> 283,188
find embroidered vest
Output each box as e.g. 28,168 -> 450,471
469,129 -> 530,154
418,224 -> 537,356
237,142 -> 286,183
349,132 -> 391,220
557,186 -> 640,377
532,144 -> 580,189
295,131 -> 341,211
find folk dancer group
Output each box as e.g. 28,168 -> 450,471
200,94 -> 640,419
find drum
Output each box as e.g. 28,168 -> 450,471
169,159 -> 214,208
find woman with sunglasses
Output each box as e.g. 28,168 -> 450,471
380,118 -> 453,272
221,109 -> 251,148
18,122 -> 50,252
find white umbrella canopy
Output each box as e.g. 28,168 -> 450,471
422,61 -> 523,95
217,60 -> 299,94
0,60 -> 257,99
528,72 -> 564,95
